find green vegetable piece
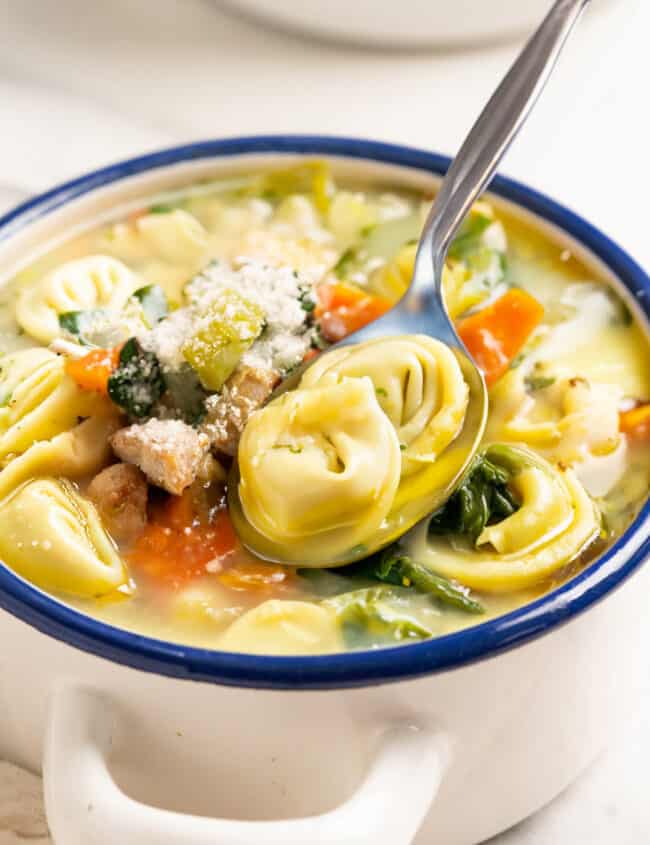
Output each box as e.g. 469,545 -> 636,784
182,290 -> 265,391
133,285 -> 169,328
524,373 -> 556,392
333,247 -> 357,277
428,453 -> 520,544
373,550 -> 484,614
58,309 -> 108,346
163,365 -> 208,426
108,338 -> 166,418
148,204 -> 174,215
363,212 -> 421,264
448,214 -> 493,262
324,586 -> 432,647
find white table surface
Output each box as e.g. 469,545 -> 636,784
0,1 -> 648,842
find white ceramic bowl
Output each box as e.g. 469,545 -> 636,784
0,137 -> 648,845
222,0 -> 579,47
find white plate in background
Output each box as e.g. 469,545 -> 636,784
219,0 -> 613,48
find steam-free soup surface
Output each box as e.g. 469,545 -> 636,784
0,163 -> 648,654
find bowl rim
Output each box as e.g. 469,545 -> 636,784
0,134 -> 648,690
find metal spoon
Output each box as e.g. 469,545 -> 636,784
229,0 -> 592,565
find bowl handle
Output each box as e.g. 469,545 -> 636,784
43,685 -> 451,845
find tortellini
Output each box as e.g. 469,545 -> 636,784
406,444 -> 601,592
218,600 -> 342,655
301,335 -> 468,477
16,255 -> 142,343
0,348 -> 109,461
102,210 -> 208,266
236,378 -> 402,563
137,210 -> 208,266
301,335 -> 469,510
368,202 -> 507,318
234,336 -> 471,564
0,416 -> 120,500
0,478 -> 127,598
487,366 -> 624,497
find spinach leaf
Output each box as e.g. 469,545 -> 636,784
58,309 -> 108,345
428,453 -> 519,543
107,338 -> 166,418
133,285 -> 168,327
324,586 -> 432,647
372,549 -> 484,614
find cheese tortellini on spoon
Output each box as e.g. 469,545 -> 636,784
237,378 -> 402,563
406,444 -> 601,593
0,478 -> 128,598
16,255 -> 142,343
300,335 -> 469,506
234,335 -> 471,564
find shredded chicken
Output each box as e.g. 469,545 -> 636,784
202,364 -> 279,456
111,419 -> 210,495
87,463 -> 148,544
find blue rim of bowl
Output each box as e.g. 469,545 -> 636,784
0,135 -> 648,690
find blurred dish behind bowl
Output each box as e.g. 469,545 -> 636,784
220,0 -> 602,48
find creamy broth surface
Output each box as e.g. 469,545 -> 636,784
0,163 -> 648,654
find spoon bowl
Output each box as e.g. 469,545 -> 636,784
228,0 -> 591,566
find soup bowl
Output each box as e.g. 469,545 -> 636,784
0,136 -> 648,845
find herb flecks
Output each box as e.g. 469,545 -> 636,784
273,443 -> 303,454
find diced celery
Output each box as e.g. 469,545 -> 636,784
182,290 -> 264,391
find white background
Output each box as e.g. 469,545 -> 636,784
0,1 -> 648,842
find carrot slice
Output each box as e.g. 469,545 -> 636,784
316,282 -> 392,342
457,289 -> 544,386
66,347 -> 121,395
619,402 -> 650,442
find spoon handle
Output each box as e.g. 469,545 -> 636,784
415,0 -> 591,285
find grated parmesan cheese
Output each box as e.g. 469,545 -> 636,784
141,259 -> 314,374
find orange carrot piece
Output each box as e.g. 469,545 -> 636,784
619,402 -> 650,442
65,347 -> 121,395
128,492 -> 239,588
457,289 -> 544,386
316,282 -> 392,342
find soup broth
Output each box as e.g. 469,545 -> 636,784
0,162 -> 648,654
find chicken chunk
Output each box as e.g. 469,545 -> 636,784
202,364 -> 280,456
87,463 -> 148,544
111,419 -> 210,495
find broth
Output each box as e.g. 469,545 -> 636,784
0,163 -> 648,654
